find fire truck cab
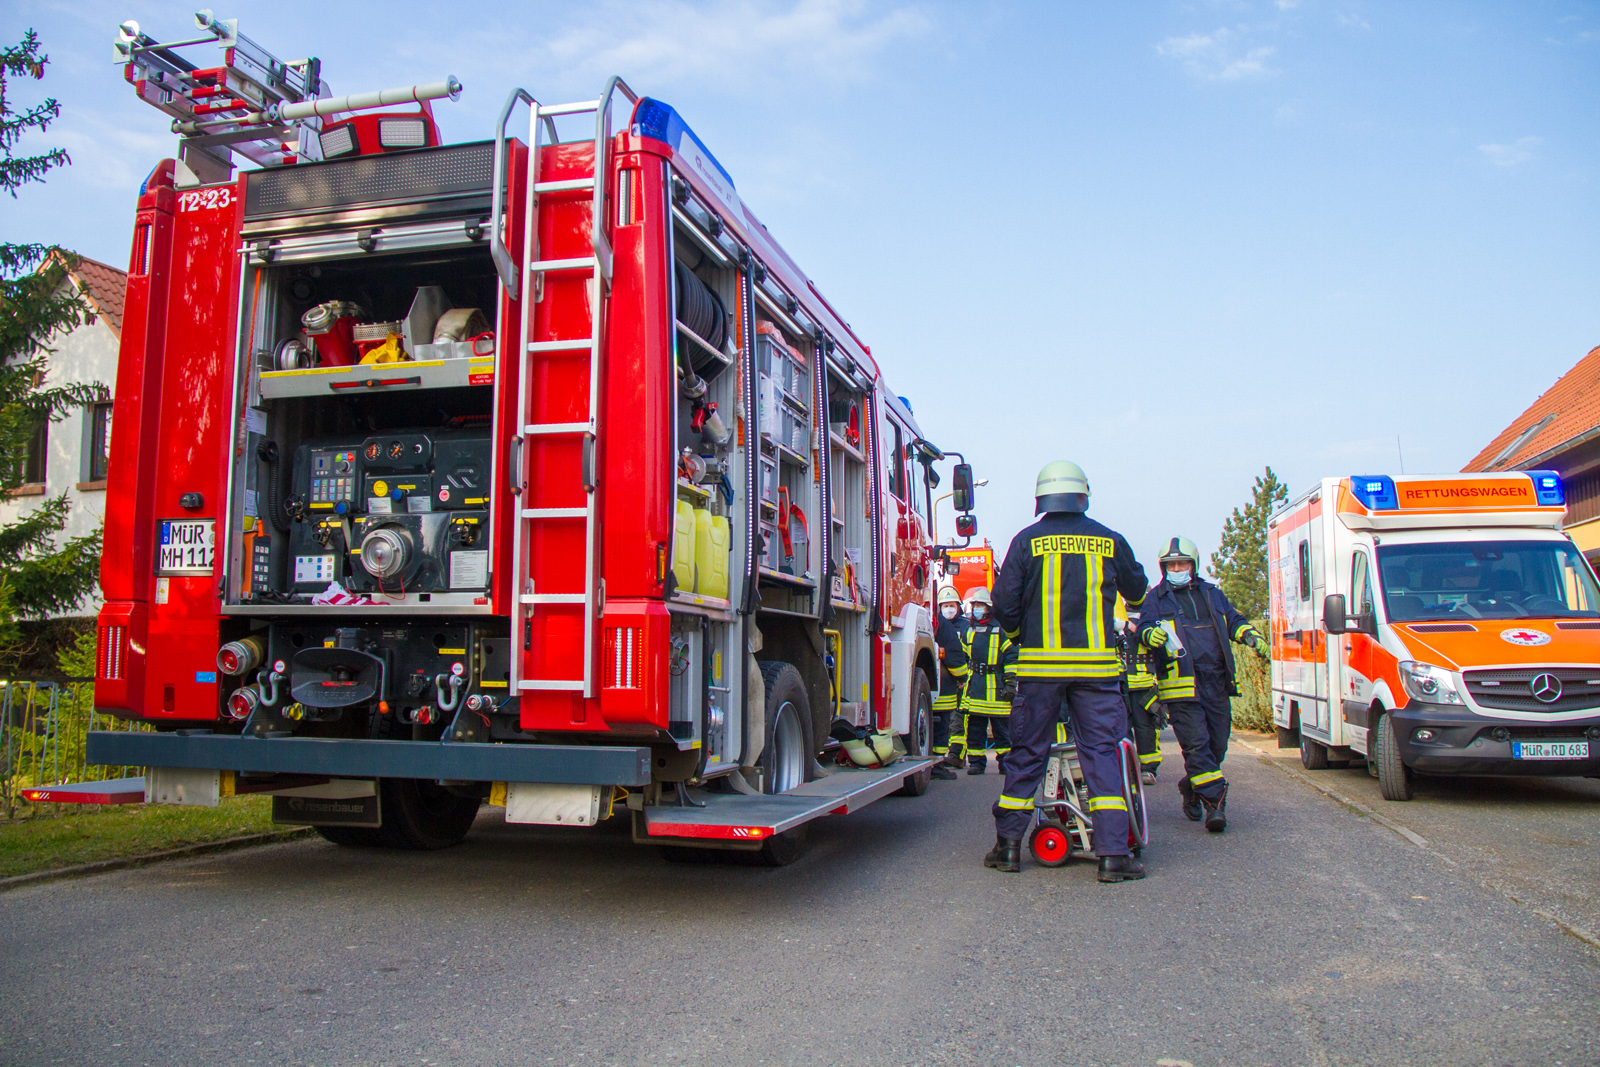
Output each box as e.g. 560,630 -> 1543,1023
84,16 -> 975,862
1269,471 -> 1600,800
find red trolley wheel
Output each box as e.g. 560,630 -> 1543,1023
1029,824 -> 1073,868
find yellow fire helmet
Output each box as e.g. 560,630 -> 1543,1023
937,585 -> 962,607
1159,536 -> 1200,568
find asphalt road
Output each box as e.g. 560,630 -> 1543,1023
3,735 -> 1598,1067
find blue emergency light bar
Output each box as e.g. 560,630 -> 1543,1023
1349,475 -> 1398,510
1526,469 -> 1566,506
632,98 -> 737,192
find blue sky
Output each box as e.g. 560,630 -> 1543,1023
9,1 -> 1599,577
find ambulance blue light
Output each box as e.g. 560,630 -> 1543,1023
1350,475 -> 1398,510
1527,469 -> 1565,506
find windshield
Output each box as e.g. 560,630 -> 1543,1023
1377,540 -> 1600,622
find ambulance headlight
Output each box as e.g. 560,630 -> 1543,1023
1399,661 -> 1464,705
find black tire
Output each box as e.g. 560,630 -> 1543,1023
895,669 -> 935,797
1300,734 -> 1330,770
1374,713 -> 1414,801
751,824 -> 810,867
758,661 -> 813,796
375,778 -> 482,850
315,825 -> 383,847
1120,738 -> 1149,848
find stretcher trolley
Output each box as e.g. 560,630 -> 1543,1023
1027,731 -> 1149,867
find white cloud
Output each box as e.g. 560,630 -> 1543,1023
14,107 -> 171,192
1336,11 -> 1372,31
1156,27 -> 1278,82
1479,136 -> 1542,167
404,0 -> 930,102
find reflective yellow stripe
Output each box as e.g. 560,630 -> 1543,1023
965,699 -> 1011,714
997,794 -> 1035,811
948,664 -> 970,679
1086,553 -> 1103,649
1139,753 -> 1162,764
1191,770 -> 1224,786
1088,796 -> 1128,811
1042,554 -> 1061,649
1125,590 -> 1145,608
1055,723 -> 1070,743
1158,679 -> 1196,698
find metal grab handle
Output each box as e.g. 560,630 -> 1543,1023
582,432 -> 597,493
508,435 -> 523,496
491,88 -> 534,299
434,673 -> 464,714
591,76 -> 638,292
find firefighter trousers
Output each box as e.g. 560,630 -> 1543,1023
933,695 -> 959,756
1127,686 -> 1162,774
1166,670 -> 1232,799
965,712 -> 1010,768
995,679 -> 1130,856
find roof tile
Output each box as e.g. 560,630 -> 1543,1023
1464,345 -> 1600,472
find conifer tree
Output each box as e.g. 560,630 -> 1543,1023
1209,467 -> 1287,622
0,31 -> 102,657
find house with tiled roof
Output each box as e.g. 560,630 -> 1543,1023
0,252 -> 127,617
1464,343 -> 1600,562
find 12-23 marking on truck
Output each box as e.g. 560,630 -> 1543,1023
177,188 -> 235,212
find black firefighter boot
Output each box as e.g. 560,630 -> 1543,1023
930,761 -> 958,780
1201,784 -> 1228,833
1179,777 -> 1203,822
1098,854 -> 1146,883
983,835 -> 1022,872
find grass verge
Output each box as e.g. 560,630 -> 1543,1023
0,796 -> 283,879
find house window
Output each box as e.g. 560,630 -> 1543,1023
84,402 -> 112,483
20,419 -> 46,486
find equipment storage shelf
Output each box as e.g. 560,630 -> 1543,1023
223,236 -> 504,616
258,355 -> 494,399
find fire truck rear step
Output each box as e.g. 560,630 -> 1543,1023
86,732 -> 652,786
19,777 -> 146,805
641,759 -> 937,841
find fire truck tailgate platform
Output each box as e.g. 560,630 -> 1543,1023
19,777 -> 146,805
643,759 -> 937,840
86,732 -> 653,786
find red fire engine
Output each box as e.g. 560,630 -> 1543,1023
73,15 -> 981,863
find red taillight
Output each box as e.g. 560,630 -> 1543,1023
98,626 -> 126,681
604,626 -> 643,689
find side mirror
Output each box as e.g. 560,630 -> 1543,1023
956,513 -> 977,538
1323,593 -> 1378,636
951,463 -> 974,513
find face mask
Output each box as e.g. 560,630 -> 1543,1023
1167,569 -> 1192,587
972,605 -> 989,622
941,606 -> 958,619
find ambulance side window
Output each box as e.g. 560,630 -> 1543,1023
1352,551 -> 1374,616
886,419 -> 905,500
1298,540 -> 1311,601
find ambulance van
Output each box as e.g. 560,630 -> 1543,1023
1268,472 -> 1600,800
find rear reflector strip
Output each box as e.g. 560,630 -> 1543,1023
98,626 -> 126,680
604,626 -> 642,689
644,823 -> 774,840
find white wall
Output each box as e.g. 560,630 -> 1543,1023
0,309 -> 119,618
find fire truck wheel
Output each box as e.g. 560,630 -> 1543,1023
1374,713 -> 1414,801
752,825 -> 810,867
759,661 -> 813,796
1299,735 -> 1330,770
314,826 -> 383,847
894,670 -> 935,797
376,778 -> 483,849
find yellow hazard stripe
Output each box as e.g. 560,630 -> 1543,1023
1015,662 -> 1121,679
965,699 -> 1011,714
1042,554 -> 1060,649
1088,796 -> 1128,811
1191,770 -> 1224,786
1139,753 -> 1162,764
997,794 -> 1035,811
1158,680 -> 1196,698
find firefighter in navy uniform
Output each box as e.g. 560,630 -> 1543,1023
960,588 -> 1016,775
1118,617 -> 1164,784
931,586 -> 970,781
1137,537 -> 1268,833
989,461 -> 1149,881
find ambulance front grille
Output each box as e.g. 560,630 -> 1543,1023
1463,667 -> 1600,713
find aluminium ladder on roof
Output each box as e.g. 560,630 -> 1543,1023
507,81 -> 635,701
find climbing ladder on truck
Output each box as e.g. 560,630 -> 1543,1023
496,86 -> 633,700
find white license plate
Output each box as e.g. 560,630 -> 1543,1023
1511,740 -> 1589,760
156,519 -> 214,575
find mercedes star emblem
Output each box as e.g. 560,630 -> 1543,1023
1530,673 -> 1563,704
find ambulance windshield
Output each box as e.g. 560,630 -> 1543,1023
1376,541 -> 1600,621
